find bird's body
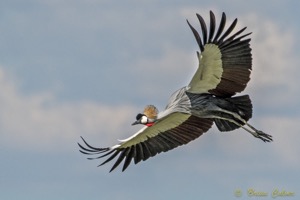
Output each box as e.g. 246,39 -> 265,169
79,11 -> 272,172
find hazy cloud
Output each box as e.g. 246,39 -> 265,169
0,67 -> 139,151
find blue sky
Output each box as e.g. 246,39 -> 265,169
1,0 -> 299,199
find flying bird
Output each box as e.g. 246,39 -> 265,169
78,11 -> 272,172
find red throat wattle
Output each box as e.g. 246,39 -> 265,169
146,122 -> 154,127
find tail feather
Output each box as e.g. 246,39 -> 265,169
225,94 -> 252,121
214,95 -> 252,132
214,118 -> 240,131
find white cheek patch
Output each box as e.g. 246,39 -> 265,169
140,116 -> 148,124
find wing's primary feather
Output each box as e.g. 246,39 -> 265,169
196,14 -> 207,44
208,11 -> 216,43
213,12 -> 226,43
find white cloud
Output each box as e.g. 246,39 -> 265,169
180,7 -> 222,23
0,67 -> 139,152
260,116 -> 300,168
132,45 -> 196,102
239,14 -> 300,109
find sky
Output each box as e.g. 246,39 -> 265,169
0,0 -> 300,199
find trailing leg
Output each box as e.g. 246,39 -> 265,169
213,108 -> 272,142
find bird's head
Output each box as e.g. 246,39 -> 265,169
132,105 -> 158,127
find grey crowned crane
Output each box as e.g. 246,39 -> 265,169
78,11 -> 272,172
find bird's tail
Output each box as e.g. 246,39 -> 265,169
214,95 -> 253,132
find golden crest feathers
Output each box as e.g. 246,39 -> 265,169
143,105 -> 158,119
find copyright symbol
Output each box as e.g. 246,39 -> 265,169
235,189 -> 242,197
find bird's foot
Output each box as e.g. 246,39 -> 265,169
254,130 -> 273,142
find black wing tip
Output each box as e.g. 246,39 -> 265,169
188,11 -> 252,51
78,136 -> 111,157
186,17 -> 204,51
78,136 -> 125,172
78,136 -> 136,173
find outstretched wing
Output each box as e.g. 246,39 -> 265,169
187,11 -> 252,97
78,113 -> 213,172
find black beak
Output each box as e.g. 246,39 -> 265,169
131,120 -> 140,126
